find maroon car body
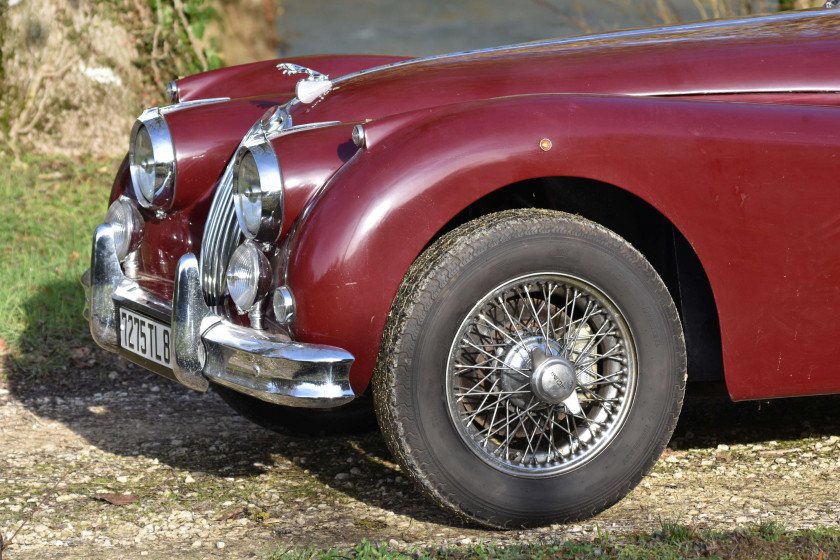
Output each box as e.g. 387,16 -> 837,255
85,9 -> 840,528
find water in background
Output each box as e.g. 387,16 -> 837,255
275,0 -> 783,57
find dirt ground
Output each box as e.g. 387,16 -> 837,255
1,349 -> 839,559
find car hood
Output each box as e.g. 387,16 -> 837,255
289,9 -> 840,125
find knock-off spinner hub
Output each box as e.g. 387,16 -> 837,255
530,349 -> 577,404
501,338 -> 576,407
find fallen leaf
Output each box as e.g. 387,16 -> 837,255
93,493 -> 138,506
0,339 -> 8,355
215,508 -> 244,522
70,347 -> 91,360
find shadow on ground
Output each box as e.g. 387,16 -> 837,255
4,280 -> 840,530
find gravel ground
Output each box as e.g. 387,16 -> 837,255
1,350 -> 839,560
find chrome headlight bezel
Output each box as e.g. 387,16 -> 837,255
129,108 -> 176,210
232,141 -> 284,243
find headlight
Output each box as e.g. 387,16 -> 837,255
232,142 -> 284,242
104,197 -> 144,261
225,240 -> 272,313
129,108 -> 176,210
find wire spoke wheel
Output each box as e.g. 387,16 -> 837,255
375,210 -> 685,528
447,273 -> 636,476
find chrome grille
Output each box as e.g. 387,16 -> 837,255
199,169 -> 240,305
199,105 -> 291,305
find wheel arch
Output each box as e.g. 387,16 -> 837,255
431,175 -> 724,385
285,94 -> 729,394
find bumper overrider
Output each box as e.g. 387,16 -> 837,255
81,223 -> 355,408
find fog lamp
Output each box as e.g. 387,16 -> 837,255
225,240 -> 272,313
104,196 -> 144,262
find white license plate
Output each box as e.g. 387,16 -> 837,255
119,308 -> 172,368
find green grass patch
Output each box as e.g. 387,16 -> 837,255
268,525 -> 840,560
0,154 -> 118,375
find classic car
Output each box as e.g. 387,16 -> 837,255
82,7 -> 840,528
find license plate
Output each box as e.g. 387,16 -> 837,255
119,308 -> 172,368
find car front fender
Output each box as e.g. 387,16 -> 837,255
284,93 -> 675,393
285,93 -> 840,400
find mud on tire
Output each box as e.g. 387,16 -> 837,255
373,209 -> 686,528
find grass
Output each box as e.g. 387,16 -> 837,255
0,153 -> 118,376
268,524 -> 840,559
1,154 -> 838,559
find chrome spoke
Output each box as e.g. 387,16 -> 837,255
447,273 -> 637,476
462,340 -> 531,378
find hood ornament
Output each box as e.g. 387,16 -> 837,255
277,62 -> 333,104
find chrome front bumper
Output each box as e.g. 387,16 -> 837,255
81,223 -> 355,408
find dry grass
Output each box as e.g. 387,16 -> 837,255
0,0 -> 282,159
0,0 -> 148,158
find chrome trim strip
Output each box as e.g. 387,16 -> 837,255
265,120 -> 341,141
632,87 -> 840,97
85,224 -> 356,407
160,97 -> 231,114
327,10 -> 834,87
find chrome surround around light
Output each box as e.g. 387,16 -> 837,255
225,240 -> 272,314
129,108 -> 176,210
104,196 -> 144,262
352,124 -> 366,149
273,285 -> 296,325
166,80 -> 179,103
232,142 -> 284,242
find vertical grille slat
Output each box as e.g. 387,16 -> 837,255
199,106 -> 289,305
200,158 -> 241,305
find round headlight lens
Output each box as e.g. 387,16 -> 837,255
233,143 -> 284,242
225,241 -> 271,313
133,125 -> 156,202
236,150 -> 263,235
129,108 -> 176,210
104,197 -> 144,262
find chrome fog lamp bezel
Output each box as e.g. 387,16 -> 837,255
129,108 -> 176,210
104,196 -> 145,262
225,240 -> 273,314
232,142 -> 284,243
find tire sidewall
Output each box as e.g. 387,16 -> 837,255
394,214 -> 683,527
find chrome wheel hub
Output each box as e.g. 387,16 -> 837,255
446,273 -> 637,477
530,349 -> 577,405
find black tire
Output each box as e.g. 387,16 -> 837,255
373,209 -> 686,528
213,385 -> 377,438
